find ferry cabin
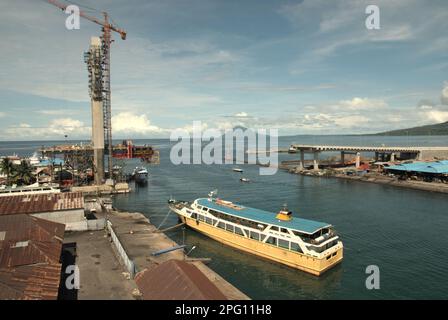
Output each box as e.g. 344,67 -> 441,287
170,198 -> 343,276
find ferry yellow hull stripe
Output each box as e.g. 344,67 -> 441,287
179,215 -> 343,276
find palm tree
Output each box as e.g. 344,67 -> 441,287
0,157 -> 15,186
13,160 -> 35,186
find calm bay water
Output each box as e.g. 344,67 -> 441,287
2,135 -> 448,299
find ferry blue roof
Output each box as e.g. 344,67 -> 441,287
387,160 -> 448,174
197,198 -> 330,234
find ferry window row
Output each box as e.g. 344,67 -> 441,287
193,211 -> 303,254
205,208 -> 268,231
307,240 -> 338,253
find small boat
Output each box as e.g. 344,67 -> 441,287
288,146 -> 298,154
233,168 -> 243,173
240,178 -> 250,183
168,195 -> 176,204
132,167 -> 149,184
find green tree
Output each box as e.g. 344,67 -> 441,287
13,160 -> 35,186
0,158 -> 15,186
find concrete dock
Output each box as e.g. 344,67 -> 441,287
63,208 -> 249,300
64,230 -> 138,300
105,210 -> 250,300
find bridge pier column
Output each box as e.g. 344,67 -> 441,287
341,151 -> 345,165
313,151 -> 319,171
374,152 -> 379,162
299,150 -> 305,170
390,152 -> 395,162
355,152 -> 361,169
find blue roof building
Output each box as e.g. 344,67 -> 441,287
36,159 -> 65,167
386,160 -> 448,174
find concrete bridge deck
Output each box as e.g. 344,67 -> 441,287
290,144 -> 448,170
290,144 -> 448,153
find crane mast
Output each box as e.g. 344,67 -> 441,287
47,0 -> 126,179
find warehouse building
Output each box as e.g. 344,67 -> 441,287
385,160 -> 448,182
0,192 -> 93,231
135,259 -> 228,300
0,214 -> 65,300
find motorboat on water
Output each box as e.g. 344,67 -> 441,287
168,191 -> 343,276
288,146 -> 298,154
233,168 -> 243,173
240,178 -> 250,183
132,167 -> 149,184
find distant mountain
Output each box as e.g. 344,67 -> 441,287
375,121 -> 448,136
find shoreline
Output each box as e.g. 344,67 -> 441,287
285,168 -> 448,194
332,173 -> 448,194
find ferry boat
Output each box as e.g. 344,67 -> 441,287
169,192 -> 343,276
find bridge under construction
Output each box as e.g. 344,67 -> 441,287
289,144 -> 448,170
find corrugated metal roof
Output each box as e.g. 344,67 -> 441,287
135,260 -> 227,300
0,192 -> 84,215
387,160 -> 448,174
0,214 -> 65,300
0,264 -> 62,300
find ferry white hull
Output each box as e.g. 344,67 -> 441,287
171,206 -> 343,276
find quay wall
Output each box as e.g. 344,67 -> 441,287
107,220 -> 137,278
334,174 -> 448,194
419,149 -> 448,160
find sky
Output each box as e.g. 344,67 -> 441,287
1,0 -> 448,140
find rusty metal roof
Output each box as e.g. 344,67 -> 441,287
0,215 -> 65,300
135,259 -> 227,300
0,192 -> 84,216
0,263 -> 62,300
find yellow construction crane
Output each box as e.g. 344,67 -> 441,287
46,0 -> 126,178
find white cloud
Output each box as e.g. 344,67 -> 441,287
112,112 -> 164,135
333,115 -> 369,128
441,82 -> 448,105
234,112 -> 249,118
425,110 -> 448,123
338,97 -> 387,110
37,110 -> 76,116
1,118 -> 88,140
0,112 -> 5,118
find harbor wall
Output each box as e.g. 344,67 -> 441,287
334,174 -> 448,194
107,220 -> 137,278
419,149 -> 448,160
72,182 -> 130,195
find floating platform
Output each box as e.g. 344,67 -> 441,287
40,140 -> 159,164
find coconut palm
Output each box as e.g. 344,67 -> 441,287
0,157 -> 15,186
13,160 -> 35,186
